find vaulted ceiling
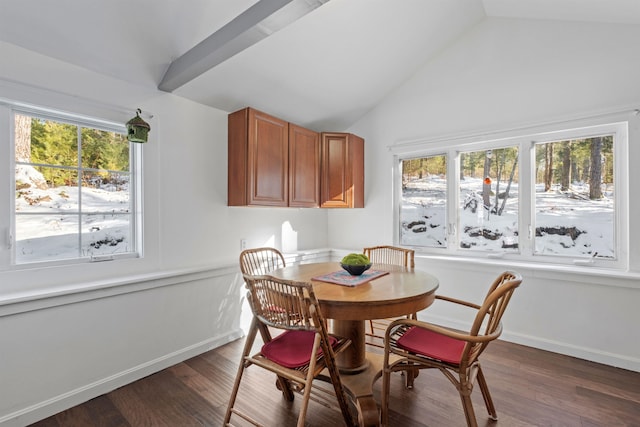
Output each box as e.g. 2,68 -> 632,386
2,0 -> 640,130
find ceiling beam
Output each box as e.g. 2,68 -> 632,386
159,0 -> 329,92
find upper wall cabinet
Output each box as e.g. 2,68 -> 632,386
320,132 -> 364,208
228,107 -> 363,208
228,107 -> 320,207
228,107 -> 289,206
289,123 -> 320,207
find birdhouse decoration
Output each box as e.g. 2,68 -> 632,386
126,108 -> 151,143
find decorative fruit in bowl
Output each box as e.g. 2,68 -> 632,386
340,253 -> 372,276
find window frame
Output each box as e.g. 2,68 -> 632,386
1,101 -> 143,269
455,144 -> 521,255
392,117 -> 629,271
398,153 -> 449,249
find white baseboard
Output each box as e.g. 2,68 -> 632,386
0,329 -> 244,427
418,313 -> 640,373
500,331 -> 640,373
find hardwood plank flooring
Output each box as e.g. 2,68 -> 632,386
29,338 -> 640,427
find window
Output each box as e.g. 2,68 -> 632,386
399,155 -> 447,248
395,119 -> 627,269
534,136 -> 614,259
459,147 -> 519,253
10,108 -> 141,265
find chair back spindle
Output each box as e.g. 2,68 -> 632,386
461,272 -> 520,371
249,275 -> 311,329
364,245 -> 415,268
239,247 -> 286,276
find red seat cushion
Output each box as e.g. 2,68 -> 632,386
261,330 -> 337,368
396,326 -> 465,365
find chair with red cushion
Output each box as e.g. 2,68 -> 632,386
380,271 -> 522,427
224,274 -> 355,427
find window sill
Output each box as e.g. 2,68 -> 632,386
414,253 -> 640,289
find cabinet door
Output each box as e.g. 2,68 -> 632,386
228,108 -> 249,206
247,109 -> 289,206
289,124 -> 320,207
320,133 -> 364,208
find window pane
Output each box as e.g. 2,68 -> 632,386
400,155 -> 447,248
15,167 -> 78,213
82,171 -> 130,213
81,214 -> 132,256
459,147 -> 519,252
534,136 -> 614,258
81,127 -> 129,171
15,214 -> 80,263
15,116 -> 78,167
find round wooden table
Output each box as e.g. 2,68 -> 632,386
270,262 -> 439,426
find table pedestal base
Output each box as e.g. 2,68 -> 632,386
319,352 -> 405,426
339,352 -> 385,427
332,319 -> 369,373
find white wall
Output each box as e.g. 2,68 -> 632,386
0,42 -> 330,425
331,18 -> 640,371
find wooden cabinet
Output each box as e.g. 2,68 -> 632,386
228,108 -> 288,206
289,124 -> 320,207
320,132 -> 364,208
228,107 -> 364,208
228,107 -> 320,207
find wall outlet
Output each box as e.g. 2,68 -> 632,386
240,239 -> 247,250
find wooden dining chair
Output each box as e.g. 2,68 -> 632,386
380,271 -> 523,427
239,247 -> 286,276
224,274 -> 356,427
363,245 -> 415,350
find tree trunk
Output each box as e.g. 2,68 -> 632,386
482,151 -> 492,218
493,151 -> 504,213
571,160 -> 579,185
15,114 -> 32,162
544,144 -> 553,191
589,137 -> 603,199
582,158 -> 590,182
498,154 -> 518,216
560,142 -> 571,191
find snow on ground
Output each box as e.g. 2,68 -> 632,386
400,175 -> 614,258
15,165 -> 131,263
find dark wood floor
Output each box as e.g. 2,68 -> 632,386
30,337 -> 640,427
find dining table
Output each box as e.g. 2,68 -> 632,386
270,261 -> 439,427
